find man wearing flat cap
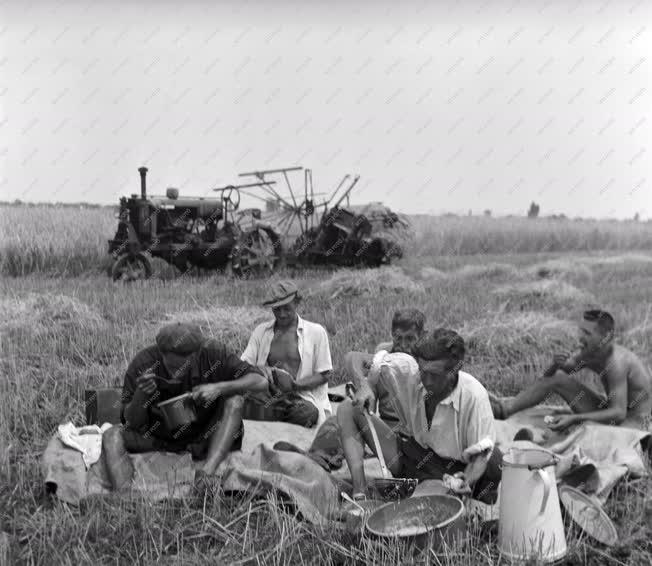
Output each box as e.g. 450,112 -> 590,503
241,280 -> 334,427
102,322 -> 268,490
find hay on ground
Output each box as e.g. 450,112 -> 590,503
0,293 -> 105,336
316,267 -> 424,299
452,262 -> 520,280
526,254 -> 652,283
492,279 -> 595,312
580,253 -> 652,267
525,258 -> 593,283
162,305 -> 269,342
416,266 -> 449,282
460,311 -> 577,367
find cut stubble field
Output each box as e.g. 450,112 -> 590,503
3,205 -> 652,276
2,206 -> 652,564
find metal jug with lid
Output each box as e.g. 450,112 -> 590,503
498,445 -> 567,563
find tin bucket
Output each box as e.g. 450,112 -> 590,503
157,393 -> 197,430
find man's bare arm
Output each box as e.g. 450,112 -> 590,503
344,351 -> 375,389
219,371 -> 269,395
543,351 -> 583,377
294,370 -> 331,391
464,451 -> 491,486
570,362 -> 628,425
193,372 -> 269,405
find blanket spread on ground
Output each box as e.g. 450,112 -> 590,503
42,402 -> 651,525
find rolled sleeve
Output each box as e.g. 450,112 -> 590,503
464,393 -> 496,455
313,326 -> 333,374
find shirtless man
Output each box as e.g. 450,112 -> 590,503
491,310 -> 652,431
241,280 -> 333,427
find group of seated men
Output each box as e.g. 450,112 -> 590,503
102,279 -> 652,509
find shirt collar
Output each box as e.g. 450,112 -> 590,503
439,377 -> 462,411
263,315 -> 304,332
418,372 -> 462,411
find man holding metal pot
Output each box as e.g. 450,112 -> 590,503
102,322 -> 268,491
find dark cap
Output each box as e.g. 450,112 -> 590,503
262,280 -> 301,308
156,322 -> 204,355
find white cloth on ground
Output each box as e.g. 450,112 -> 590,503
57,422 -> 113,469
41,399 -> 650,524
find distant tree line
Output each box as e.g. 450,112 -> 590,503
2,199 -> 646,222
0,199 -> 115,209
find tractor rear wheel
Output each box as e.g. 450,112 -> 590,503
111,252 -> 153,282
231,227 -> 282,279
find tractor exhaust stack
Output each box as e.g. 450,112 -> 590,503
138,166 -> 148,199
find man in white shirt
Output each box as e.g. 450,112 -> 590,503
338,328 -> 501,506
278,308 -> 427,470
241,280 -> 333,427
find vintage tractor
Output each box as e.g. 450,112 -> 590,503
107,167 -> 282,281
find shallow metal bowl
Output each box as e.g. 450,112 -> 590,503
365,495 -> 466,550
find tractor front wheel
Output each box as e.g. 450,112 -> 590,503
111,252 -> 153,282
231,227 -> 282,279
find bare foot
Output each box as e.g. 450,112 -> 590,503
193,469 -> 215,497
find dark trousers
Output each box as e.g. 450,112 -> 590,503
244,391 -> 319,428
397,434 -> 502,504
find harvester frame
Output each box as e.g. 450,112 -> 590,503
230,166 -> 411,268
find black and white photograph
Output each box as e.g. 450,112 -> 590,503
2,0 -> 652,564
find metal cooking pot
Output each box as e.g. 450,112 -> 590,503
365,495 -> 466,551
157,392 -> 198,430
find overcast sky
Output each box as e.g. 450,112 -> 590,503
1,0 -> 651,218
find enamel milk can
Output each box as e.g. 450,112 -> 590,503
498,446 -> 567,563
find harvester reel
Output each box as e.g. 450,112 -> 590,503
231,227 -> 282,279
111,252 -> 153,282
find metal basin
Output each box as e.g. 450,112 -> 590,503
365,495 -> 466,551
157,392 -> 197,430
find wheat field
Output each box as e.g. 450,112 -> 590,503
2,205 -> 652,564
3,205 -> 652,276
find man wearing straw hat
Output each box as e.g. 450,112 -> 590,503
102,322 -> 268,491
241,280 -> 334,428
